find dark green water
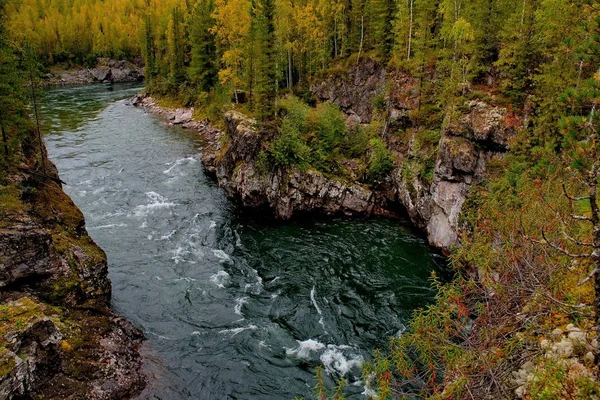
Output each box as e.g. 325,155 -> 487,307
42,84 -> 442,399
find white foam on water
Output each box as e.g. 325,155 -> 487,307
235,230 -> 243,248
320,345 -> 364,377
133,191 -> 176,217
210,270 -> 230,288
362,373 -> 379,399
310,286 -> 327,332
219,325 -> 258,336
163,156 -> 198,174
396,323 -> 407,338
172,246 -> 191,264
160,230 -> 177,241
285,339 -> 326,359
212,249 -> 231,262
174,277 -> 197,283
234,297 -> 248,316
89,223 -> 128,230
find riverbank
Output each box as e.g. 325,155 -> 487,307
0,137 -> 146,398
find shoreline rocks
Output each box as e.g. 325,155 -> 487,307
43,58 -> 144,86
0,154 -> 146,398
134,84 -> 518,254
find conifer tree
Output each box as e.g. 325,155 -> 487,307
0,0 -> 27,164
189,0 -> 218,92
168,6 -> 186,86
144,15 -> 157,87
255,0 -> 276,116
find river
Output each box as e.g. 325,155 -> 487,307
42,84 -> 443,399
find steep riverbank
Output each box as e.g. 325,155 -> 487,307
0,141 -> 145,398
133,60 -> 519,253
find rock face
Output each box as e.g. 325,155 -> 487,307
134,61 -> 518,253
214,111 -> 387,218
394,101 -> 517,250
311,58 -> 386,123
0,155 -> 145,398
311,61 -> 518,252
44,58 -> 144,86
134,96 -> 396,219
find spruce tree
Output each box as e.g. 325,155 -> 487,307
169,6 -> 186,87
189,0 -> 218,92
255,0 -> 276,116
144,15 -> 157,88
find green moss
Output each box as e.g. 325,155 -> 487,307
0,348 -> 16,377
0,185 -> 24,227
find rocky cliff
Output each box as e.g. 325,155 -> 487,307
135,97 -> 399,220
0,145 -> 145,398
310,61 -> 519,251
134,59 -> 519,253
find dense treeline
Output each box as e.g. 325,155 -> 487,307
7,0 -> 600,122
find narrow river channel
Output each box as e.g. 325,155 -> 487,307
42,84 -> 443,399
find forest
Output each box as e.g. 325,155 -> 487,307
2,0 -> 600,399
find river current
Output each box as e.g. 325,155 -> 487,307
42,84 -> 442,399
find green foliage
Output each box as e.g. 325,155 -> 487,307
189,0 -> 218,92
268,117 -> 311,168
309,103 -> 347,151
367,138 -> 393,181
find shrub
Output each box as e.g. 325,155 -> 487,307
268,117 -> 311,168
309,102 -> 347,151
367,138 -> 394,181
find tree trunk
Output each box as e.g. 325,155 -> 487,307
356,14 -> 364,66
407,0 -> 414,61
1,123 -> 8,158
29,71 -> 46,174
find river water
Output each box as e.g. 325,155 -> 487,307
42,84 -> 442,399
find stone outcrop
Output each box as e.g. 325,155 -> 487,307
312,61 -> 518,252
0,148 -> 145,398
311,58 -> 386,123
134,96 -> 396,219
395,101 -> 517,250
44,58 -> 144,86
134,60 -> 519,253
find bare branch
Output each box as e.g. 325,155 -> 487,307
541,229 -> 591,258
561,230 -> 594,247
572,214 -> 593,222
578,267 -> 599,286
544,293 -> 589,309
563,183 -> 591,201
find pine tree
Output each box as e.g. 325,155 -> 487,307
0,0 -> 27,165
189,0 -> 218,92
144,15 -> 157,87
168,6 -> 186,86
255,0 -> 276,116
